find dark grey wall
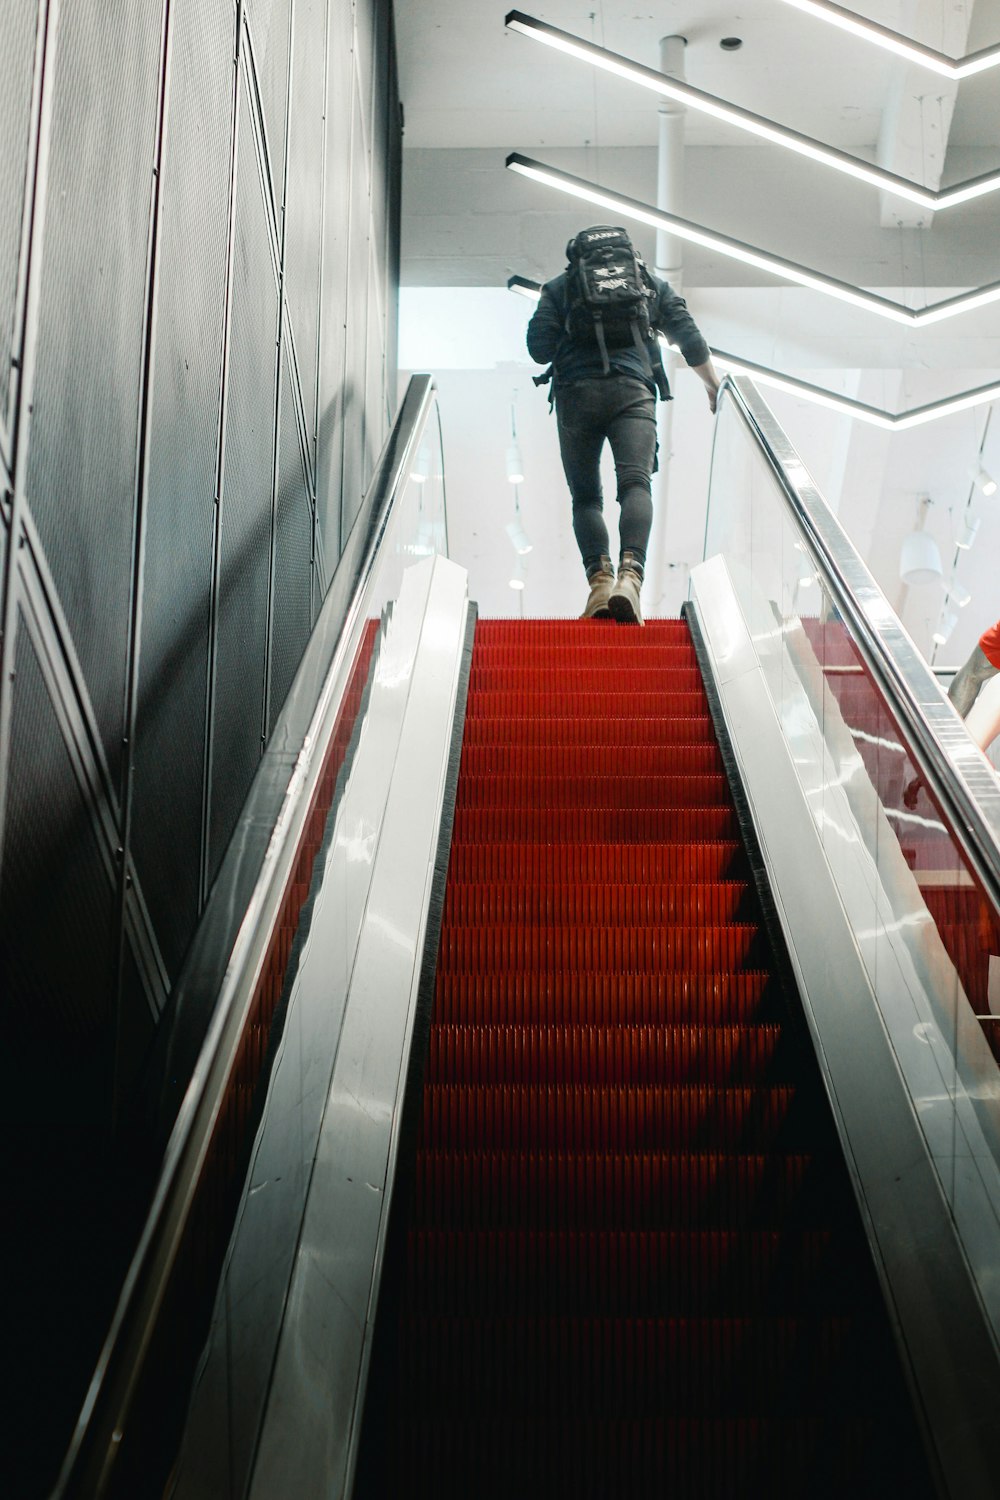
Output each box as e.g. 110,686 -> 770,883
0,0 -> 400,1489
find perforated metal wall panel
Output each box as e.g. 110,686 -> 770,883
25,0 -> 164,795
385,36 -> 401,392
340,84 -> 372,544
313,1 -> 355,584
131,0 -> 237,977
2,612 -> 127,1493
0,615 -> 116,1050
208,80 -> 278,883
117,935 -> 157,1104
284,0 -> 327,474
364,239 -> 387,476
268,365 -> 314,730
0,0 -> 38,442
353,0 -> 376,166
246,0 -> 291,214
369,0 -> 390,282
0,0 -> 401,1486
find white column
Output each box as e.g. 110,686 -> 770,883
646,35 -> 686,611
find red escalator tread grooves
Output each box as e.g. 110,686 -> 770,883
424,1023 -> 782,1086
436,923 -> 761,973
418,1083 -> 797,1151
385,617 -> 903,1496
443,882 -> 750,925
431,970 -> 776,1026
461,715 -> 716,746
445,841 -> 748,883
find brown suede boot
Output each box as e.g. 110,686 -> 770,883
608,551 -> 644,626
581,558 -> 615,619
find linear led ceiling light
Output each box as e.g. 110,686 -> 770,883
506,277 -> 1000,431
505,154 -> 1000,329
709,352 -> 1000,431
774,0 -> 1000,79
504,12 -> 1000,210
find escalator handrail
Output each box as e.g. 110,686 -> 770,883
714,372 -> 1000,918
54,372 -> 440,1498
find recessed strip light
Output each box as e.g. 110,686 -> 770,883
506,276 -> 1000,429
892,377 -> 1000,430
773,0 -> 1000,78
710,350 -> 895,427
504,12 -> 1000,210
504,154 -> 1000,328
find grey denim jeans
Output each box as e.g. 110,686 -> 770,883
555,375 -> 657,573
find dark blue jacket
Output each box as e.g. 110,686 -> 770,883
526,268 -> 711,397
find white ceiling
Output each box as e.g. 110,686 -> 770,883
396,0 -> 1000,153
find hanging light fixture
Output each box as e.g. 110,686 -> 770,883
505,517 -> 533,555
505,442 -> 525,483
933,608 -> 960,647
946,579 -> 972,609
899,533 -> 942,584
899,500 -> 943,585
506,394 -> 526,484
504,397 -> 531,553
973,465 -> 998,497
509,556 -> 527,591
957,515 -> 981,550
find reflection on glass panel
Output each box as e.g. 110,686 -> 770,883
702,377 -> 1000,1346
379,396 -> 448,601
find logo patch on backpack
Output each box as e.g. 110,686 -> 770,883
565,225 -> 656,364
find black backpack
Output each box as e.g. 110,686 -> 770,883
564,225 -> 667,395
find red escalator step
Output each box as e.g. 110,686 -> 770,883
444,841 -> 749,886
397,1314 -> 856,1418
443,882 -> 751,928
410,1151 -> 818,1230
450,806 -> 740,844
424,1023 -> 782,1087
466,689 -> 711,719
455,772 -> 731,811
431,970 -> 777,1027
418,1083 -> 797,1153
390,1413 -> 886,1500
458,742 -> 723,778
403,1227 -> 842,1316
475,619 -> 693,647
468,665 -> 707,695
435,923 -> 763,973
461,715 -> 715,747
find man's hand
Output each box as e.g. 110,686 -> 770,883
691,359 -> 721,414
